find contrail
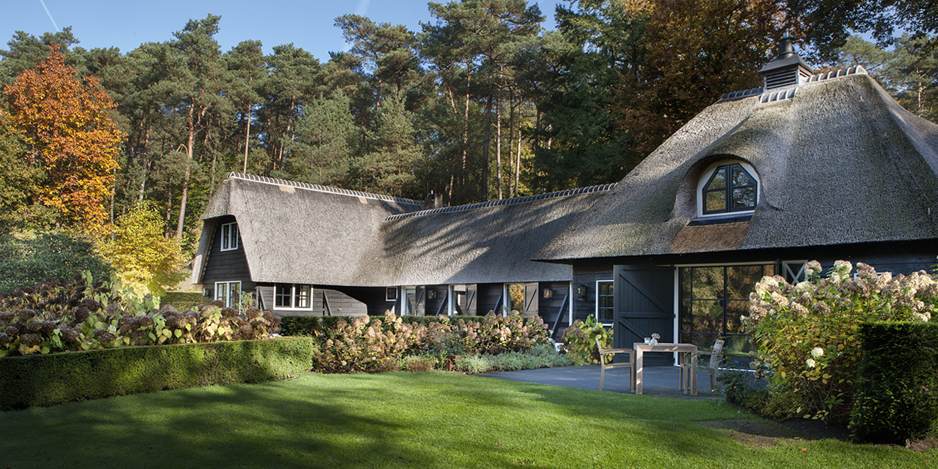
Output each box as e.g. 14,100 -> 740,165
39,0 -> 60,32
354,0 -> 371,16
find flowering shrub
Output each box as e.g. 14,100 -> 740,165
0,275 -> 281,358
744,260 -> 936,422
313,312 -> 550,373
561,316 -> 611,365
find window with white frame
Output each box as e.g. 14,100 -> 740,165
274,284 -> 312,310
697,161 -> 759,218
782,261 -> 808,284
220,222 -> 239,251
595,280 -> 614,323
215,281 -> 241,309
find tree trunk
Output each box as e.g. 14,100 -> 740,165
508,91 -> 516,198
496,95 -> 502,200
242,102 -> 252,173
481,94 -> 493,201
176,98 -> 196,239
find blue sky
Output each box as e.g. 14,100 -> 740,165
3,0 -> 561,61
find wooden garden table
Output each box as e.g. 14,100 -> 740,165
633,343 -> 699,395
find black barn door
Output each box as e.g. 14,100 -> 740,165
613,266 -> 675,366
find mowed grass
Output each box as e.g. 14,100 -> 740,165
0,371 -> 932,468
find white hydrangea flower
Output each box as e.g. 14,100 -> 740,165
806,358 -> 816,368
810,347 -> 824,359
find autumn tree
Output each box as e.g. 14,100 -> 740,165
4,46 -> 122,230
98,201 -> 185,297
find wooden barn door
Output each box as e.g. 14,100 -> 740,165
523,283 -> 539,317
613,266 -> 675,366
465,285 -> 478,316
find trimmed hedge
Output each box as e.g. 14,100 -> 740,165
161,291 -> 204,309
850,322 -> 938,443
0,337 -> 316,410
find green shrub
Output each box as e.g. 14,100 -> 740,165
403,356 -> 436,372
850,322 -> 938,443
279,316 -> 321,336
0,232 -> 114,295
0,337 -> 316,409
454,355 -> 492,374
560,316 -> 611,365
161,291 -> 203,310
744,261 -> 936,423
452,344 -> 569,374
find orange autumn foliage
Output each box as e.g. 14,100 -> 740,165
4,46 -> 122,229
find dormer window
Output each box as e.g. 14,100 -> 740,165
697,161 -> 759,218
220,222 -> 239,252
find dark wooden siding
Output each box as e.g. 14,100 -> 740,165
476,284 -> 504,315
200,216 -> 255,297
539,281 -> 571,340
424,286 -> 449,317
572,262 -> 615,324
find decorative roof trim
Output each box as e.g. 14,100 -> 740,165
719,87 -> 764,102
760,87 -> 798,103
719,65 -> 869,105
805,65 -> 867,84
384,183 -> 618,221
226,172 -> 423,206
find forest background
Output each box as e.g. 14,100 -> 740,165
0,0 -> 935,298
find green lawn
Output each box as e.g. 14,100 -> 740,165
0,371 -> 932,468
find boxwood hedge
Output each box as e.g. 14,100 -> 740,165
0,337 -> 316,410
849,322 -> 938,443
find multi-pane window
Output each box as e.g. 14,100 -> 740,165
215,281 -> 241,309
596,280 -> 614,323
275,284 -> 312,310
220,222 -> 239,251
678,264 -> 774,350
702,163 -> 757,215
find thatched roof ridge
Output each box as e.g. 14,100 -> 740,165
223,172 -> 423,207
535,68 -> 938,262
385,183 -> 617,221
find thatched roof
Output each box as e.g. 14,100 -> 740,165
195,173 -> 613,287
535,68 -> 938,262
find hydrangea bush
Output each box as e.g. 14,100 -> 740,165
314,312 -> 550,373
0,275 -> 281,358
743,260 -> 936,422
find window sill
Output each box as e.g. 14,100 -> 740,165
688,213 -> 752,226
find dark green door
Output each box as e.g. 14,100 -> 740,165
613,265 -> 675,366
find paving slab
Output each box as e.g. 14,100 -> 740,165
478,365 -> 724,401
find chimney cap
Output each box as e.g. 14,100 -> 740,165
759,36 -> 813,76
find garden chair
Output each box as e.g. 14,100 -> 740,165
596,337 -> 634,391
679,339 -> 724,393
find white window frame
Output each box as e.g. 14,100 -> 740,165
215,281 -> 241,309
274,284 -> 314,311
220,222 -> 239,252
595,280 -> 614,323
696,160 -> 759,219
783,260 -> 809,284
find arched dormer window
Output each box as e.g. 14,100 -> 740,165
697,161 -> 759,218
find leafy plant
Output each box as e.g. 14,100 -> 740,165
743,260 -> 936,423
0,275 -> 282,358
560,316 -> 611,365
